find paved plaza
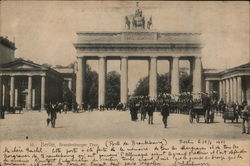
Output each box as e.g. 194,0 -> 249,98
0,110 -> 249,140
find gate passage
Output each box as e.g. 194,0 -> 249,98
73,6 -> 202,109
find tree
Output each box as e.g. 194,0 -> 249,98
85,65 -> 98,107
134,76 -> 149,96
134,73 -> 171,96
133,72 -> 192,96
180,72 -> 192,93
62,81 -> 72,103
106,71 -> 120,106
157,73 -> 171,94
82,67 -> 121,108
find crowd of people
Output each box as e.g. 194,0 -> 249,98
1,92 -> 249,133
127,93 -> 249,132
41,92 -> 250,132
97,103 -> 127,111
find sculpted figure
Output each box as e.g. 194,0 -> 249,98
125,16 -> 131,29
147,16 -> 152,29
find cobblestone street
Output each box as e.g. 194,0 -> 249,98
1,110 -> 249,141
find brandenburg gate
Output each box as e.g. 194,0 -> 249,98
74,7 -> 203,108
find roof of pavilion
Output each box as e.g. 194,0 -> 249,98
0,58 -> 63,79
218,62 -> 250,75
53,66 -> 76,78
203,62 -> 250,79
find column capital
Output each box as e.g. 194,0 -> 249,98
194,56 -> 202,59
150,56 -> 158,59
77,56 -> 87,60
98,56 -> 106,59
172,56 -> 180,59
121,56 -> 128,59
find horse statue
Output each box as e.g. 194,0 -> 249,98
125,16 -> 131,29
132,15 -> 145,29
147,16 -> 152,29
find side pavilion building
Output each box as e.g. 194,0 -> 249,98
0,59 -> 63,110
203,63 -> 250,104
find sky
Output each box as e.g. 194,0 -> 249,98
1,1 -> 249,93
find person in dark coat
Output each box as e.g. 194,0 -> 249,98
130,103 -> 136,121
134,102 -> 140,120
147,101 -> 154,125
0,106 -> 5,119
161,103 -> 170,128
241,104 -> 249,134
140,102 -> 146,121
50,103 -> 57,128
46,103 -> 52,126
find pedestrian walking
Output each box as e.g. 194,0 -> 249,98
140,102 -> 146,121
130,103 -> 136,121
161,103 -> 170,128
147,101 -> 154,125
46,103 -> 52,126
50,103 -> 57,128
241,104 -> 250,134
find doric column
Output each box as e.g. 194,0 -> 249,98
2,83 -> 5,105
120,56 -> 128,104
223,80 -> 227,101
171,56 -> 180,98
225,79 -> 230,103
27,76 -> 32,109
221,80 -> 224,100
237,76 -> 242,103
149,56 -> 157,100
219,81 -> 223,100
228,78 -> 231,102
168,59 -> 172,85
233,77 -> 237,102
32,89 -> 35,108
229,78 -> 233,103
14,89 -> 18,107
193,56 -> 202,98
10,76 -> 15,107
230,78 -> 234,102
76,57 -> 86,109
41,76 -> 45,110
205,80 -> 210,94
189,59 -> 194,86
98,56 -> 106,107
68,79 -> 72,91
0,76 -> 2,106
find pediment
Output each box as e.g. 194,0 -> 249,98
11,63 -> 40,69
0,59 -> 44,70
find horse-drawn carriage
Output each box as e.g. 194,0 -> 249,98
222,105 -> 239,123
189,103 -> 214,123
